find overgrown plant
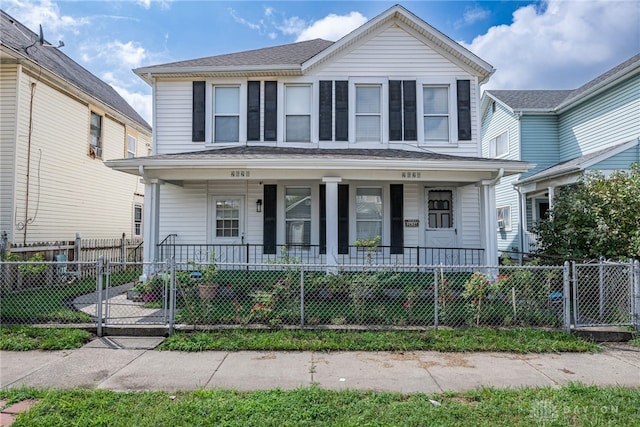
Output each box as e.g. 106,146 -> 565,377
463,272 -> 510,326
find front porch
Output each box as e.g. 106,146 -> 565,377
157,241 -> 485,266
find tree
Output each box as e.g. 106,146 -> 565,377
532,163 -> 640,260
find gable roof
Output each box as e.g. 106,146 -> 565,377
0,10 -> 150,131
134,5 -> 494,84
485,53 -> 640,114
515,139 -> 639,185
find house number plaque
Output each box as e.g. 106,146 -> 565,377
401,171 -> 421,179
404,219 -> 419,227
230,170 -> 250,177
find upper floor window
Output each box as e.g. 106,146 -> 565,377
214,86 -> 240,142
127,135 -> 136,158
285,85 -> 311,142
89,111 -> 102,158
423,85 -> 449,143
355,85 -> 381,142
356,187 -> 383,241
489,131 -> 509,158
285,187 -> 311,245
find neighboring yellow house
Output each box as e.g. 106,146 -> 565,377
0,10 -> 152,246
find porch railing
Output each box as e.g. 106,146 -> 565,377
157,243 -> 484,266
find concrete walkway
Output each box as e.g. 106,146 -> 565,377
1,338 -> 639,393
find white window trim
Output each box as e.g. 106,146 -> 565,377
133,203 -> 143,237
348,78 -> 388,145
127,134 -> 136,158
496,205 -> 512,231
489,131 -> 510,158
283,83 -> 313,143
205,80 -> 247,145
416,77 -> 458,146
354,186 -> 384,243
285,186 -> 312,246
89,109 -> 104,158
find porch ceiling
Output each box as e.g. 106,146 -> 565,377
105,146 -> 531,184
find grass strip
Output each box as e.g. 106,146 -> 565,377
0,326 -> 91,351
2,384 -> 638,426
159,328 -> 601,353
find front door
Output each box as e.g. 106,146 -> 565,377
425,189 -> 457,263
209,196 -> 245,263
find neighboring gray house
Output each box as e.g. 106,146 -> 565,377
480,54 -> 640,255
107,5 -> 531,270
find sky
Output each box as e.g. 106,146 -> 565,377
3,0 -> 639,125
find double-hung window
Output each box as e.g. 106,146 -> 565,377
89,111 -> 102,158
285,85 -> 311,142
285,187 -> 311,245
489,131 -> 509,157
214,86 -> 240,142
355,85 -> 381,142
127,135 -> 136,158
133,204 -> 143,236
423,85 -> 450,143
497,206 -> 511,231
356,188 -> 382,241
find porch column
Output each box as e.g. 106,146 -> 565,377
322,177 -> 342,268
547,186 -> 555,210
479,182 -> 499,267
141,178 -> 161,280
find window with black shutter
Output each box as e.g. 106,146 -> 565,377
247,81 -> 260,141
457,80 -> 471,141
263,185 -> 277,254
264,81 -> 277,141
390,184 -> 403,254
192,81 -> 206,142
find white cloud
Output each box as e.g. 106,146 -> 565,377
455,6 -> 490,28
109,82 -> 152,125
464,0 -> 640,90
80,39 -> 147,69
295,12 -> 368,42
4,0 -> 89,38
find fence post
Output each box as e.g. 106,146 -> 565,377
74,232 -> 81,277
168,257 -> 176,335
572,261 -> 579,327
96,256 -> 104,337
120,233 -> 126,264
598,256 -> 605,321
563,261 -> 571,334
300,265 -> 305,328
634,260 -> 640,331
433,266 -> 440,330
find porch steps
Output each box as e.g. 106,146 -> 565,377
572,326 -> 636,342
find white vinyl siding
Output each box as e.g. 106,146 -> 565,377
9,71 -> 149,242
458,184 -> 481,248
155,81 -> 198,153
0,63 -> 18,240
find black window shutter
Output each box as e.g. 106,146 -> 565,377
264,81 -> 277,141
389,80 -> 402,141
338,184 -> 349,254
390,184 -> 404,254
335,81 -> 348,141
263,185 -> 277,254
319,185 -> 326,254
319,81 -> 332,141
192,81 -> 206,142
457,80 -> 472,141
403,81 -> 417,140
247,81 -> 260,141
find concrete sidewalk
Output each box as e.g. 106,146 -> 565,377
1,337 -> 639,393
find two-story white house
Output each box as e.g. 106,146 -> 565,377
481,54 -> 640,257
106,5 -> 530,268
1,10 -> 152,247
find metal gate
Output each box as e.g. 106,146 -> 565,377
98,260 -> 170,329
572,260 -> 639,328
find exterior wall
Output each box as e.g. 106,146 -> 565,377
0,63 -> 18,242
10,70 -> 148,244
154,25 -> 483,158
559,76 -> 640,160
458,184 -> 481,248
519,115 -> 560,177
588,146 -> 640,170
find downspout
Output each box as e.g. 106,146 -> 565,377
487,168 -> 504,186
23,82 -> 37,244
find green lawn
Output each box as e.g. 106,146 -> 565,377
2,384 -> 638,426
159,328 -> 600,353
0,326 -> 91,351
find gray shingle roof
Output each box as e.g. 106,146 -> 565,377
141,145 -> 527,166
487,90 -> 574,110
487,53 -> 640,112
138,39 -> 335,71
1,10 -> 150,130
517,140 -> 637,184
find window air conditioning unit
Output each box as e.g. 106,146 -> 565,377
497,219 -> 506,229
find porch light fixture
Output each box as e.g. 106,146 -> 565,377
256,199 -> 263,213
